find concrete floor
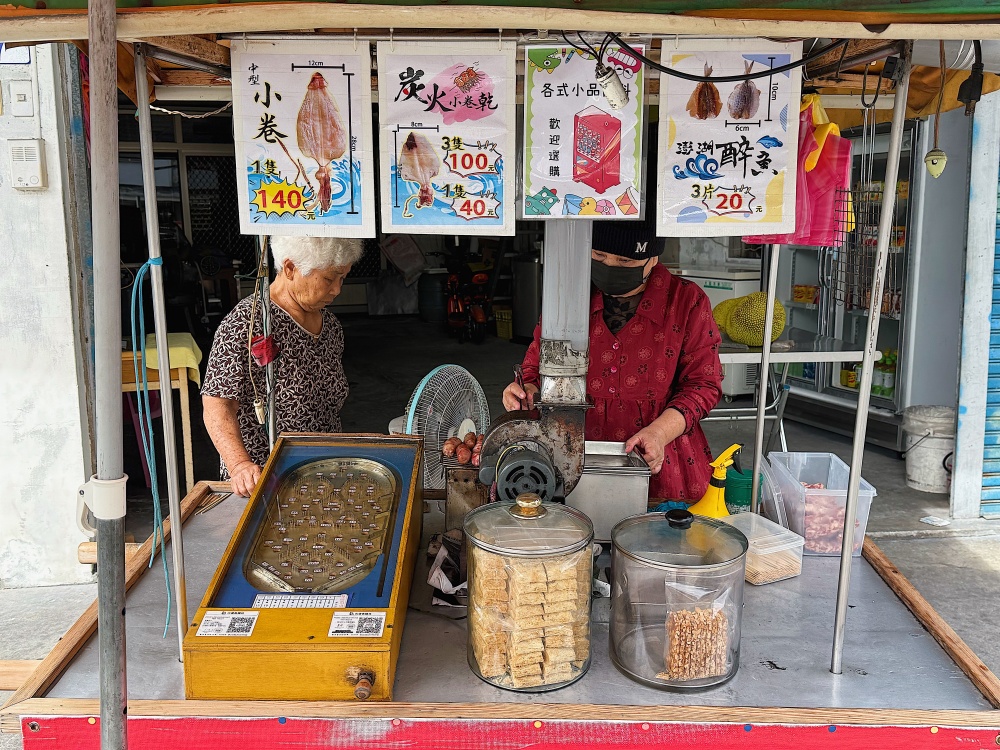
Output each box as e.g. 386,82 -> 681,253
2,314 -> 999,747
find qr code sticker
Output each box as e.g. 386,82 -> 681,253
328,611 -> 385,638
227,616 -> 257,634
196,610 -> 259,637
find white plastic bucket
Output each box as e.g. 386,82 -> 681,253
901,405 -> 956,494
387,415 -> 406,435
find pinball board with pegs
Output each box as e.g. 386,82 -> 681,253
183,434 -> 423,701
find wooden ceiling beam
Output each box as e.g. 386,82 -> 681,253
158,69 -> 231,86
811,73 -> 895,92
807,39 -> 904,79
133,34 -> 230,68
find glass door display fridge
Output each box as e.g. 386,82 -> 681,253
776,111 -> 969,451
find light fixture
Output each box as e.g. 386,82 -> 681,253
596,62 -> 628,110
924,148 -> 948,178
925,41 -> 949,178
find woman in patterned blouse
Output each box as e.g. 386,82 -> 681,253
502,219 -> 723,502
202,236 -> 364,496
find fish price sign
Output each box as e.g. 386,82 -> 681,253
232,40 -> 376,237
656,39 -> 801,237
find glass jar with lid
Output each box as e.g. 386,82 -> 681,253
609,509 -> 748,690
464,492 -> 594,691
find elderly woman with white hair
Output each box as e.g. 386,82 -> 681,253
202,235 -> 365,496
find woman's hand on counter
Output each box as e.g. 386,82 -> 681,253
625,408 -> 686,475
502,382 -> 539,412
229,460 -> 262,497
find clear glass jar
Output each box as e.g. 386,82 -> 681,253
609,509 -> 748,690
464,493 -> 594,692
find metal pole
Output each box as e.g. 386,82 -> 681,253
541,221 -> 593,352
90,0 -> 127,746
750,244 -> 781,513
260,235 -> 277,450
831,44 -> 912,675
133,43 -> 189,655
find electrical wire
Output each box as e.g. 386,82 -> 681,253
247,236 -> 269,415
129,258 -> 173,639
859,63 -> 882,110
598,31 -> 613,63
560,30 -> 592,57
570,31 -> 598,59
933,40 -> 946,149
608,33 -> 849,83
148,101 -> 233,119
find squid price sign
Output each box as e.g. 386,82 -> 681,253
656,39 -> 801,237
377,42 -> 517,235
232,40 -> 376,237
521,43 -> 646,220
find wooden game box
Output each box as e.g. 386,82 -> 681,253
182,433 -> 424,701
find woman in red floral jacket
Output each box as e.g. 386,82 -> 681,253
502,220 -> 723,502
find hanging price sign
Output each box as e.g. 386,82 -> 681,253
231,40 -> 377,237
656,39 -> 801,237
377,42 -> 517,235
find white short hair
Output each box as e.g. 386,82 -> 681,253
269,236 -> 365,276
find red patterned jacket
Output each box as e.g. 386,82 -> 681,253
520,264 -> 722,501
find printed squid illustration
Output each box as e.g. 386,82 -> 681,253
399,131 -> 442,211
296,72 -> 348,213
728,61 -> 761,120
686,64 -> 722,120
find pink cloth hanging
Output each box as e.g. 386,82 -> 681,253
745,104 -> 852,247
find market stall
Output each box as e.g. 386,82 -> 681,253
1,3 -> 1000,749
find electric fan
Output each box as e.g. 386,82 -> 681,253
404,365 -> 491,490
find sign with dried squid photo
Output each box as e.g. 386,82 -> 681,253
232,40 -> 376,237
377,41 -> 517,235
656,40 -> 801,237
521,41 -> 647,220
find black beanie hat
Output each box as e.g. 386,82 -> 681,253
591,124 -> 662,260
591,211 -> 662,260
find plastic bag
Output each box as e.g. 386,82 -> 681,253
658,577 -> 737,682
745,100 -> 853,247
467,546 -> 592,689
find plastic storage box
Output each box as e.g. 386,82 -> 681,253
721,513 -> 804,584
766,452 -> 877,557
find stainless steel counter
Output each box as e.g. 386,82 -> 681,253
47,494 -> 990,710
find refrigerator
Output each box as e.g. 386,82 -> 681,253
672,264 -> 762,397
777,110 -> 970,451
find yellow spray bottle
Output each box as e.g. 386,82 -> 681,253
688,443 -> 744,519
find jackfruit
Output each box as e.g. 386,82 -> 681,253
727,292 -> 787,346
712,298 -> 740,335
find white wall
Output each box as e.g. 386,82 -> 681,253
0,45 -> 92,586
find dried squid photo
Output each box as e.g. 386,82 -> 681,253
686,64 -> 721,120
296,72 -> 348,213
399,131 -> 442,208
728,62 -> 761,120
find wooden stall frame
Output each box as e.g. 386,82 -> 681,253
6,5 -> 1000,45
2,482 -> 1000,736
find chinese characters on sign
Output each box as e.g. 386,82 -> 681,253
377,42 -> 517,234
656,40 -> 801,237
232,40 -> 376,237
522,44 -> 646,220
